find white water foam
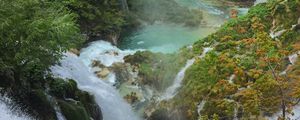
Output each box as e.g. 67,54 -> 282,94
160,58 -> 195,100
51,41 -> 140,120
0,96 -> 33,120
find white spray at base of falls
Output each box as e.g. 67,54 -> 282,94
79,41 -> 137,67
0,96 -> 33,120
51,41 -> 140,120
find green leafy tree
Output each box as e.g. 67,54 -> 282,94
53,0 -> 126,39
0,0 -> 82,72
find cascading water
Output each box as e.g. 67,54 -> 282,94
160,47 -> 213,100
51,41 -> 140,120
197,100 -> 206,118
160,59 -> 195,100
0,96 -> 33,120
254,0 -> 267,5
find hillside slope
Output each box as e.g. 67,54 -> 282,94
166,0 -> 300,119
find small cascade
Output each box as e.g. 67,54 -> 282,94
160,47 -> 213,100
199,47 -> 213,58
51,41 -> 141,120
229,74 -> 235,84
197,100 -> 206,118
0,96 -> 33,120
289,52 -> 299,65
254,0 -> 267,5
159,59 -> 195,100
233,106 -> 238,120
270,29 -> 287,39
45,94 -> 66,120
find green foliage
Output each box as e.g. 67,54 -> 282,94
49,78 -> 102,120
171,0 -> 300,119
201,100 -> 235,119
58,100 -> 90,120
0,0 -> 82,71
125,51 -> 188,91
53,0 -> 126,36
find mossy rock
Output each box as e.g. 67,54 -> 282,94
58,100 -> 90,120
149,108 -> 170,120
77,91 -> 103,120
28,89 -> 57,120
49,78 -> 78,99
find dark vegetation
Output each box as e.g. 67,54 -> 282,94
0,0 -> 112,119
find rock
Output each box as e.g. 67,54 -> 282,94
28,89 -> 57,120
58,100 -> 90,120
92,60 -> 105,68
69,48 -> 80,56
113,51 -> 119,56
111,63 -> 131,85
124,92 -> 139,104
230,9 -> 238,18
96,68 -> 110,78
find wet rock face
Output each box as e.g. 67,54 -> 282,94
69,48 -> 80,56
148,108 -> 188,120
111,63 -> 133,86
124,92 -> 139,104
49,79 -> 103,120
96,68 -> 110,78
0,71 -> 103,120
26,90 -> 58,120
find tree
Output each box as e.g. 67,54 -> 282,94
0,0 -> 82,72
54,0 -> 126,40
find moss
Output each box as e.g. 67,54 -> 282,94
49,78 -> 102,120
76,91 -> 103,120
124,50 -> 189,91
27,89 -> 57,120
149,108 -> 170,120
58,100 -> 90,120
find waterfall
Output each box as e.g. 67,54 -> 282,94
233,107 -> 238,120
0,96 -> 33,120
228,74 -> 235,84
197,100 -> 206,118
254,0 -> 267,5
160,47 -> 213,100
51,41 -> 140,120
159,59 -> 195,100
199,47 -> 213,58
